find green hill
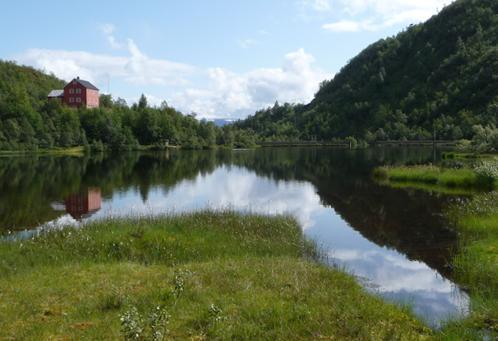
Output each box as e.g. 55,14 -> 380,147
0,61 -> 85,150
0,61 -> 65,113
0,61 -> 255,151
236,0 -> 498,142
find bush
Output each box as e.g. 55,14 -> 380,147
471,125 -> 498,153
474,161 -> 498,188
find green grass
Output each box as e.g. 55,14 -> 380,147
441,192 -> 498,337
0,212 -> 431,340
374,163 -> 498,338
374,165 -> 498,192
0,146 -> 85,157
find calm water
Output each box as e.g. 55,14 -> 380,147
0,148 -> 469,327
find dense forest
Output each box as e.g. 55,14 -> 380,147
235,0 -> 498,145
0,61 -> 255,150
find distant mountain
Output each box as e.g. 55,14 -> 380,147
236,0 -> 498,142
212,119 -> 234,127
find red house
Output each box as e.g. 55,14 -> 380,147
48,77 -> 100,109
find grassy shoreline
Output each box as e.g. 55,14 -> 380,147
0,212 -> 431,340
0,146 -> 86,157
444,193 -> 498,335
374,164 -> 498,192
373,162 -> 498,338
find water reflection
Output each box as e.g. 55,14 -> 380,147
0,148 -> 470,327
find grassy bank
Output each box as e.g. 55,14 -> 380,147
443,193 -> 498,335
0,146 -> 86,157
373,162 -> 498,338
374,163 -> 498,192
0,212 -> 430,340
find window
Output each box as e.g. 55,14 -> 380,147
76,97 -> 81,103
76,88 -> 82,94
69,97 -> 74,103
69,89 -> 74,94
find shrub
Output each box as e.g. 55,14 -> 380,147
471,125 -> 498,153
474,161 -> 498,188
121,305 -> 170,341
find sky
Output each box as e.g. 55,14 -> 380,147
0,0 -> 453,119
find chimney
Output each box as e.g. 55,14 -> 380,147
77,76 -> 80,80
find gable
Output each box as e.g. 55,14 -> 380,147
64,78 -> 99,91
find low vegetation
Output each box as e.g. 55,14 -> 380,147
374,159 -> 498,192
0,212 -> 431,340
443,192 -> 498,337
374,159 -> 498,338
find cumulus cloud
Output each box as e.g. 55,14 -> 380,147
310,0 -> 453,32
172,48 -> 330,118
15,41 -> 194,87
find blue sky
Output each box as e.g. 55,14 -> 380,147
1,0 -> 452,119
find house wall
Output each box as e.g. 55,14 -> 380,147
63,80 -> 99,108
63,81 -> 86,108
86,89 -> 100,108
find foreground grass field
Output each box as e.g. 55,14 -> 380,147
0,212 -> 432,340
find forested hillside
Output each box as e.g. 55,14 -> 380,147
0,61 -> 254,150
236,0 -> 498,143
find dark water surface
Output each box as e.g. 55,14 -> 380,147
0,148 -> 469,327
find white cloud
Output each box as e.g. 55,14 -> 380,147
100,23 -> 123,49
303,0 -> 331,12
171,48 -> 330,119
323,20 -> 375,32
310,0 -> 453,32
15,40 -> 194,88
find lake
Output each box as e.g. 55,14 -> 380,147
0,147 -> 469,327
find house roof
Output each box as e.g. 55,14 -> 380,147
48,89 -> 64,97
66,77 -> 99,91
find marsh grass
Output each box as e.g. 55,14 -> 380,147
374,164 -> 498,192
374,162 -> 498,338
442,193 -> 498,337
0,211 -> 431,340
